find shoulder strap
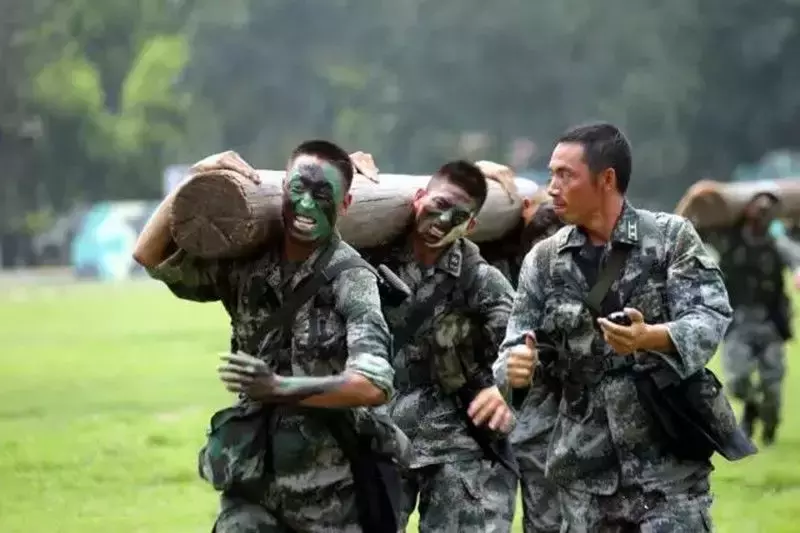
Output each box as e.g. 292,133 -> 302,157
458,240 -> 487,293
250,248 -> 375,355
584,246 -> 629,315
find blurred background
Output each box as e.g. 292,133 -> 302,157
4,3 -> 800,531
3,0 -> 800,280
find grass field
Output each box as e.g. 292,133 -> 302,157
1,279 -> 800,532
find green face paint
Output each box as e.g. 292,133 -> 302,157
283,155 -> 345,242
415,191 -> 476,248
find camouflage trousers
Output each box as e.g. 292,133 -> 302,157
483,441 -> 562,533
213,478 -> 362,533
722,320 -> 786,432
558,481 -> 713,533
398,458 -> 493,533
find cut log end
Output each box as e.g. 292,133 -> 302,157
170,171 -> 282,259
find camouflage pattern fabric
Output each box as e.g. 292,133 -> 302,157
558,480 -> 713,532
722,307 -> 786,435
365,237 -> 514,529
483,388 -> 562,533
397,459 -> 495,533
482,212 -> 565,533
494,203 -> 732,526
703,222 -> 800,442
147,236 -> 403,531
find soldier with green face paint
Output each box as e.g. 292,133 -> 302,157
362,160 -> 517,533
132,141 -> 407,532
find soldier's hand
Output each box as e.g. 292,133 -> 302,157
597,308 -> 647,355
467,386 -> 514,433
191,150 -> 261,184
793,269 -> 800,291
218,351 -> 279,399
350,151 -> 379,183
507,334 -> 538,388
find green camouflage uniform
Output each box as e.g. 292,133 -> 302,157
495,204 -> 733,532
367,237 -> 514,533
147,239 -> 406,533
703,224 -> 800,443
480,210 -> 564,533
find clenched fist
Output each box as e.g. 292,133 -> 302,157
507,334 -> 538,388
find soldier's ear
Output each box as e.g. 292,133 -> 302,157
339,193 -> 353,216
467,217 -> 478,234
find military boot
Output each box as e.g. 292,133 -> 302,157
741,402 -> 758,439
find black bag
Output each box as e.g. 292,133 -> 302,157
635,367 -> 757,461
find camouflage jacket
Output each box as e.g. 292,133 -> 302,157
495,204 -> 733,494
702,223 -> 800,323
484,215 -> 564,448
365,237 -> 514,468
147,237 -> 402,488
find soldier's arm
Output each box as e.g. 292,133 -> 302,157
297,266 -> 394,408
467,262 -> 515,389
494,245 -> 547,396
132,178 -> 232,302
638,216 -> 733,377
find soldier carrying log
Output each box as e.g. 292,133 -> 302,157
694,189 -> 800,446
132,141 -> 409,533
361,160 -> 518,532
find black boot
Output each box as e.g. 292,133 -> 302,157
763,424 -> 777,446
741,402 -> 758,439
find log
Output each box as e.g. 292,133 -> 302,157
170,163 -> 541,260
674,178 -> 800,229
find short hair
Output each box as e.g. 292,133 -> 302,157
556,122 -> 632,194
430,160 -> 489,210
290,139 -> 354,192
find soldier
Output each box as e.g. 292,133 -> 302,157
475,160 -> 565,533
362,160 -> 516,533
490,122 -> 733,531
700,192 -> 800,446
132,141 -> 407,532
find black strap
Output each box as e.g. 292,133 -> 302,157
584,246 -> 629,315
250,246 -> 375,356
392,277 -> 458,354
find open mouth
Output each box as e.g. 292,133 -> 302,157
428,226 -> 445,239
293,215 -> 317,232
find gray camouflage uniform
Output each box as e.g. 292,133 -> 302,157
703,223 -> 800,443
367,237 -> 514,533
147,239 -> 407,533
480,212 -> 565,533
495,204 -> 733,532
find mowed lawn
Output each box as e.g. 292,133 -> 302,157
1,280 -> 800,532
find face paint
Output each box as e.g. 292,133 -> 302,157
283,155 -> 344,242
415,192 -> 476,248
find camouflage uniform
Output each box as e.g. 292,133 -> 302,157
495,204 -> 733,532
147,239 -> 405,533
703,224 -> 800,443
367,237 -> 514,533
480,209 -> 564,533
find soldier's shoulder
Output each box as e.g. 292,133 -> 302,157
637,209 -> 691,233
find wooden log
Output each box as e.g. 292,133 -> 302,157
674,178 -> 800,229
170,155 -> 542,259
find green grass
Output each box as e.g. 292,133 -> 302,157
1,280 -> 800,532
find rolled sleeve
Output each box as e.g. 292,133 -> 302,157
335,266 -> 395,400
467,262 -> 514,389
663,218 -> 733,377
495,245 -> 546,394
